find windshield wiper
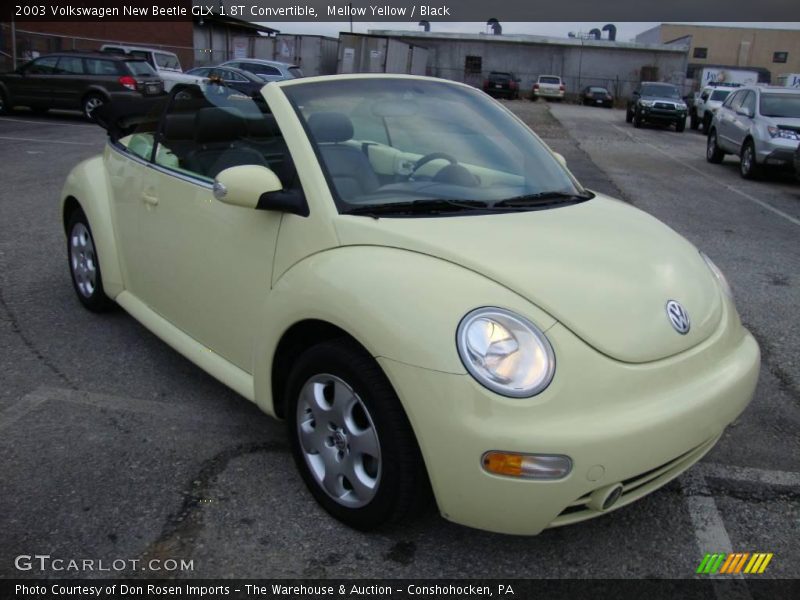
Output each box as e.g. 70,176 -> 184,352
344,199 -> 491,216
493,190 -> 594,208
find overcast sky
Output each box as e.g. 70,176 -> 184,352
270,21 -> 800,40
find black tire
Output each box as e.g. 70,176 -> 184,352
739,139 -> 760,180
285,339 -> 430,531
0,88 -> 9,115
706,129 -> 725,164
625,107 -> 633,123
66,210 -> 115,312
633,110 -> 642,128
690,112 -> 699,130
675,118 -> 685,132
82,93 -> 105,120
530,94 -> 537,102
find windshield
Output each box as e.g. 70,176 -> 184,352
283,78 -> 586,214
155,52 -> 182,71
760,93 -> 800,118
589,87 -> 608,93
710,89 -> 731,101
641,84 -> 680,99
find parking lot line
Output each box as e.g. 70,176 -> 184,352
700,462 -> 800,487
610,124 -> 800,228
0,135 -> 96,146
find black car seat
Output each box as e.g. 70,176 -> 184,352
307,112 -> 380,198
184,107 -> 268,179
160,113 -> 196,164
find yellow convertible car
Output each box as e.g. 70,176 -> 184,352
62,75 -> 760,534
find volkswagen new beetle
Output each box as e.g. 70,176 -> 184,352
61,75 -> 760,535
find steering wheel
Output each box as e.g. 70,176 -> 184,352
410,152 -> 459,178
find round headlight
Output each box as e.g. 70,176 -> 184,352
700,251 -> 734,300
456,308 -> 555,398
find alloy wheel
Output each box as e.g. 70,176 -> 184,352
69,222 -> 97,298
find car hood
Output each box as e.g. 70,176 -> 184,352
334,195 -> 723,364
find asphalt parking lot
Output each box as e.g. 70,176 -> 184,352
0,103 -> 798,582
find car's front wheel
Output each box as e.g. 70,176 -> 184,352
66,210 -> 114,311
633,110 -> 642,128
706,130 -> 725,164
82,94 -> 105,120
286,339 -> 429,530
675,118 -> 685,132
625,107 -> 633,123
690,111 -> 699,130
0,89 -> 8,115
739,139 -> 760,179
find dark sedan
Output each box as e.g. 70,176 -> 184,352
581,86 -> 613,108
185,66 -> 266,99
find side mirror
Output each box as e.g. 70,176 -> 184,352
214,164 -> 309,216
214,165 -> 282,209
553,152 -> 567,168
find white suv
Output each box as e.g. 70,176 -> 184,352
691,84 -> 738,131
100,44 -> 202,91
532,75 -> 565,101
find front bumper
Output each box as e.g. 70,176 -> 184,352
535,89 -> 564,99
640,107 -> 686,123
755,136 -> 800,166
379,299 -> 759,535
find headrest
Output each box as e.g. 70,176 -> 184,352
194,107 -> 246,144
308,112 -> 353,143
247,115 -> 280,138
163,113 -> 195,140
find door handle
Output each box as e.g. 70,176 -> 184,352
141,191 -> 159,206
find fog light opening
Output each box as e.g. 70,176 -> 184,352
602,484 -> 624,510
481,451 -> 572,480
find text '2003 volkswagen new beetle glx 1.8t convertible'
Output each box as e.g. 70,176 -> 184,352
61,75 -> 760,535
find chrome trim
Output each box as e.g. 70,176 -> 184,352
107,141 -> 214,190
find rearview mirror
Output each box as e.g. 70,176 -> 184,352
214,165 -> 282,209
553,152 -> 567,168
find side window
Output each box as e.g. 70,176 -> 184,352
120,96 -> 169,161
56,57 -> 85,75
85,59 -> 121,76
154,84 -> 293,183
724,91 -> 741,110
28,56 -> 59,75
740,91 -> 756,115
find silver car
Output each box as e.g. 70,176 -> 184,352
218,59 -> 303,83
706,85 -> 800,179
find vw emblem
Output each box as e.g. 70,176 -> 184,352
666,300 -> 690,335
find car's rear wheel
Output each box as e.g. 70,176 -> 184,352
706,130 -> 725,164
66,210 -> 114,312
739,139 -> 760,179
286,339 -> 429,530
82,94 -> 105,120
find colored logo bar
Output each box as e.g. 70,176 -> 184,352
696,553 -> 773,574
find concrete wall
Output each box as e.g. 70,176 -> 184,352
337,34 -> 427,75
636,24 -> 800,76
367,33 -> 687,99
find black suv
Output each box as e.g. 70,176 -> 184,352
0,52 -> 164,119
626,82 -> 688,132
483,72 -> 521,99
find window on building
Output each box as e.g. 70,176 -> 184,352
773,51 -> 788,64
693,47 -> 708,59
464,56 -> 482,74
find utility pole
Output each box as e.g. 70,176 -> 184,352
11,12 -> 17,69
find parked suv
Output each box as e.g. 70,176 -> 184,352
532,75 -> 565,101
483,71 -> 520,99
219,59 -> 303,82
626,82 -> 688,132
101,44 -> 201,91
0,52 -> 164,119
691,84 -> 738,131
706,85 -> 800,179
